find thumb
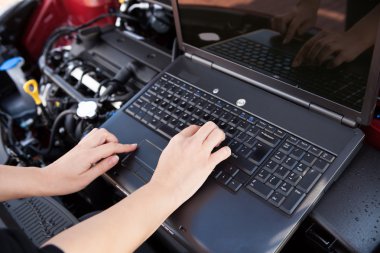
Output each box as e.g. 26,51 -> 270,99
86,155 -> 119,182
209,146 -> 231,168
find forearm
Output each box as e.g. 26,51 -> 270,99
0,165 -> 46,201
45,181 -> 180,253
346,4 -> 380,50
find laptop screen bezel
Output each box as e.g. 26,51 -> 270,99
171,0 -> 380,126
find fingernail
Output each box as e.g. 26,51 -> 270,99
110,155 -> 119,164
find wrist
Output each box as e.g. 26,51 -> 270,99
23,166 -> 49,197
146,179 -> 183,210
38,165 -> 56,197
344,30 -> 373,56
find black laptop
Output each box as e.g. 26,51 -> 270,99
101,1 -> 380,252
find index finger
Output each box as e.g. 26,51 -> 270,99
80,128 -> 119,148
194,121 -> 218,142
283,18 -> 299,44
90,143 -> 137,164
179,125 -> 201,137
292,32 -> 325,67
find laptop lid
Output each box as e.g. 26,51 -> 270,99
171,0 -> 380,126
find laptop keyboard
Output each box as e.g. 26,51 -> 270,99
207,37 -> 366,111
125,73 -> 336,215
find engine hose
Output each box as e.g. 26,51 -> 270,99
64,111 -> 77,142
74,120 -> 84,140
107,92 -> 134,102
100,61 -> 138,98
30,109 -> 76,155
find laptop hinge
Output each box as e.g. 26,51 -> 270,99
309,103 -> 357,128
185,53 -> 212,68
185,53 -> 357,128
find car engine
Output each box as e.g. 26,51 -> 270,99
0,0 -> 174,225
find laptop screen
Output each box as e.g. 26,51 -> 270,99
176,0 -> 380,117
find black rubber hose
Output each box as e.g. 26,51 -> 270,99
100,61 -> 138,98
30,110 -> 76,155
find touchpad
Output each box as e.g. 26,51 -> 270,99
122,139 -> 163,173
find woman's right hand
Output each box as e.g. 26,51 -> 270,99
150,122 -> 231,206
272,0 -> 320,44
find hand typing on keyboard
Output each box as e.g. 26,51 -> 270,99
151,122 -> 231,205
271,0 -> 319,44
292,31 -> 369,68
292,4 -> 380,68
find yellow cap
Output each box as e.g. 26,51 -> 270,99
23,79 -> 42,105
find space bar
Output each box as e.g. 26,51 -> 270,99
157,125 -> 178,138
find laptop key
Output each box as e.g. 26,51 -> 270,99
248,141 -> 272,166
285,172 -> 302,186
256,131 -> 280,147
269,192 -> 286,207
229,117 -> 241,127
309,146 -> 323,157
126,104 -> 140,116
157,125 -> 178,139
226,126 -> 238,138
230,157 -> 258,175
222,163 -> 239,177
256,121 -> 267,129
247,179 -> 274,200
176,122 -> 187,132
229,140 -> 241,154
149,118 -> 162,129
236,145 -> 251,158
247,125 -> 260,137
247,115 -> 256,124
277,182 -> 293,196
293,162 -> 309,176
237,121 -> 249,131
244,137 -> 257,148
312,158 -> 329,173
297,169 -> 321,193
289,148 -> 305,160
204,104 -> 216,113
135,110 -> 146,120
280,189 -> 306,215
274,166 -> 290,180
274,129 -> 286,138
255,169 -> 271,183
286,136 -> 299,145
215,172 -> 232,185
211,108 -> 223,117
263,160 -> 279,173
265,125 -> 276,133
297,141 -> 311,151
236,132 -> 249,143
266,175 -> 282,189
234,170 -> 251,183
271,151 -> 286,164
134,98 -> 146,108
282,157 -> 298,170
301,153 -> 317,167
279,142 -> 294,155
321,152 -> 335,163
141,114 -> 153,124
227,179 -> 242,192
